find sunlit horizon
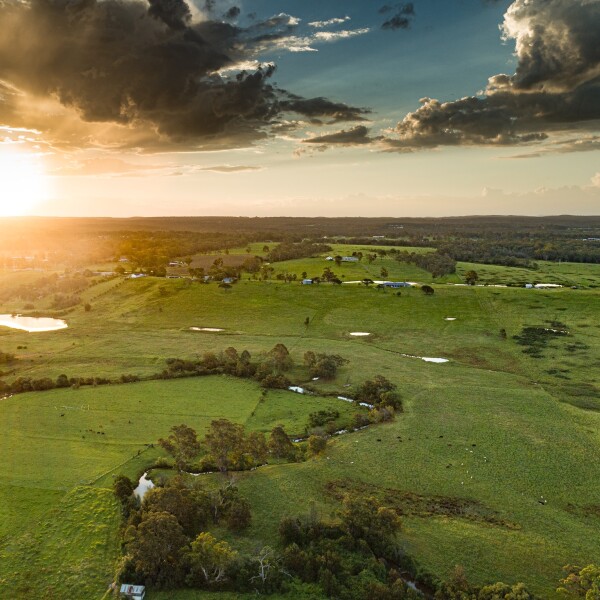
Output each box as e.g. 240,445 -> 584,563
0,149 -> 50,216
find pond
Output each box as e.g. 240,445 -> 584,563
0,314 -> 68,332
134,472 -> 155,500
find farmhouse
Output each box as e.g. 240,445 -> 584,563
383,281 -> 412,288
120,584 -> 146,600
302,279 -> 313,285
341,256 -> 359,262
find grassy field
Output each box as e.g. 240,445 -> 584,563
0,260 -> 599,598
0,377 -> 357,598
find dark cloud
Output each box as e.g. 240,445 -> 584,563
303,125 -> 373,145
148,0 -> 191,31
224,6 -> 240,20
386,0 -> 600,150
0,0 -> 366,151
380,3 -> 415,30
280,97 -> 369,123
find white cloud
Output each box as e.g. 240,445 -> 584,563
308,16 -> 351,28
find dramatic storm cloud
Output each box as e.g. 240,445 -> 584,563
387,0 -> 600,150
0,0 -> 367,151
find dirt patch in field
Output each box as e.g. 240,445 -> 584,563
189,254 -> 250,269
325,479 -> 519,529
447,348 -> 496,369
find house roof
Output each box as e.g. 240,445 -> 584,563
120,584 -> 145,594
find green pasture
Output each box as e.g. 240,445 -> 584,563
0,261 -> 598,598
0,377 -> 354,598
456,260 -> 600,288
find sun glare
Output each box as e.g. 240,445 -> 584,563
0,150 -> 49,216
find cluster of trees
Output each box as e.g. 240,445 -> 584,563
162,344 -> 294,389
158,420 -> 326,477
278,496 -> 420,599
434,566 -> 533,599
162,345 -> 352,392
354,375 -> 402,411
266,241 -> 332,263
114,474 -> 253,590
558,564 -> 600,598
394,250 -> 456,278
304,351 -> 349,379
0,372 -> 140,395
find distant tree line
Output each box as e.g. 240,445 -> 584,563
266,241 -> 332,263
393,250 -> 456,277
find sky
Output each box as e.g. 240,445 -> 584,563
0,0 -> 599,217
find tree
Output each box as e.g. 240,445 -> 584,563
251,546 -> 282,590
479,582 -> 534,599
143,482 -> 210,536
380,267 -> 388,279
245,431 -> 269,465
307,435 -> 327,456
159,424 -> 201,472
185,532 -> 237,587
113,474 -> 135,504
268,425 -> 295,459
435,565 -> 475,600
321,267 -> 338,282
304,352 -> 348,379
225,496 -> 252,531
334,255 -> 342,267
204,419 -> 246,473
127,511 -> 188,588
354,375 -> 401,410
558,564 -> 600,598
268,343 -> 293,372
339,494 -> 401,555
421,284 -> 434,295
464,270 -> 479,286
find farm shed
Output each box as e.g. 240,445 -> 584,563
120,584 -> 146,600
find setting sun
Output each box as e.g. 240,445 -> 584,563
0,150 -> 49,216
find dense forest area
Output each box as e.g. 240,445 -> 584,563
0,216 -> 598,268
